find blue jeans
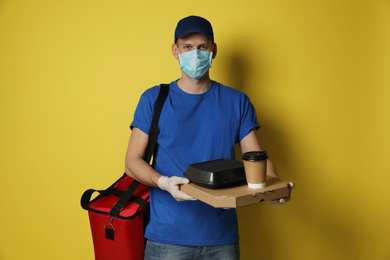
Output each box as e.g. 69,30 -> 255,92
144,240 -> 240,260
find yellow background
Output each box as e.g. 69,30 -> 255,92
1,0 -> 389,259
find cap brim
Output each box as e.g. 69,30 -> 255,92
176,29 -> 213,42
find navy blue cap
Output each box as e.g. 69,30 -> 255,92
174,15 -> 214,43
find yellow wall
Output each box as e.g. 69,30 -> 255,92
1,0 -> 389,259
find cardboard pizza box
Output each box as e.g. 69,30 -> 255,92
180,177 -> 291,208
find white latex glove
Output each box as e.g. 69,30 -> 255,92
266,182 -> 295,206
158,176 -> 197,201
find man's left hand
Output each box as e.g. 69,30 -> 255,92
266,182 -> 295,206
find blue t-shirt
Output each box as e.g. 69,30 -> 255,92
130,80 -> 260,246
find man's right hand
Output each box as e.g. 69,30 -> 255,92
158,176 -> 197,201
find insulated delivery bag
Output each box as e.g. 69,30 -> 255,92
80,84 -> 169,260
81,175 -> 149,260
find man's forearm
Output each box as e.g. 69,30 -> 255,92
266,159 -> 279,179
125,157 -> 162,187
125,157 -> 195,201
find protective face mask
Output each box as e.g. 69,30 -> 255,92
178,49 -> 213,80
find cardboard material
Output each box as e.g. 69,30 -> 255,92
180,177 -> 291,208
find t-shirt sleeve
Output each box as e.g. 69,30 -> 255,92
130,86 -> 160,135
238,94 -> 260,141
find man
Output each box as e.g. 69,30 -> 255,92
125,15 -> 292,260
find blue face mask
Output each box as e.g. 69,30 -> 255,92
178,49 -> 212,80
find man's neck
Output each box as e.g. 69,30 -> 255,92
177,72 -> 212,94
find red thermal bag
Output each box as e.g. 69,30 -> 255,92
80,84 -> 169,260
81,175 -> 149,260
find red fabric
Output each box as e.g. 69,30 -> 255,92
88,210 -> 146,260
87,176 -> 149,260
89,177 -> 149,218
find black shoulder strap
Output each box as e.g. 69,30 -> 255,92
145,83 -> 169,163
108,83 -> 170,218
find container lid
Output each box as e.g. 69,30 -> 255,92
242,151 -> 268,161
183,159 -> 246,189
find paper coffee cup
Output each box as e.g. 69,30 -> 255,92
242,151 -> 268,189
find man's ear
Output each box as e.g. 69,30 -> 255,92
212,43 -> 217,59
172,44 -> 179,60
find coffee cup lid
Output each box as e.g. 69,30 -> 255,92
242,151 -> 268,161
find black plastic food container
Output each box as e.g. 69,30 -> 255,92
183,159 -> 246,189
